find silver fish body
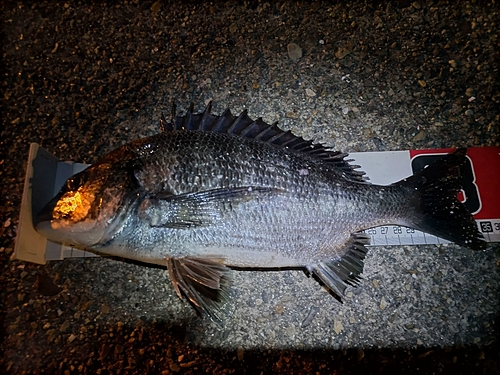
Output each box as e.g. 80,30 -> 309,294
91,131 -> 405,266
36,104 -> 485,318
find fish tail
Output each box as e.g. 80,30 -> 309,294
398,148 -> 486,250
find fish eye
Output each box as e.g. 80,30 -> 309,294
66,174 -> 82,191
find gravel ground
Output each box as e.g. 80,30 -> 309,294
1,1 -> 499,374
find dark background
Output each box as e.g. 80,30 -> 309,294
1,1 -> 499,374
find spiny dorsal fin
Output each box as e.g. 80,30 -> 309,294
162,102 -> 367,182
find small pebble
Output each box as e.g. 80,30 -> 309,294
380,297 -> 388,310
357,349 -> 365,360
169,363 -> 181,372
335,46 -> 351,59
305,88 -> 316,97
237,348 -> 244,361
413,130 -> 426,141
285,325 -> 296,336
287,43 -> 302,61
275,303 -> 284,314
59,320 -> 70,333
150,1 -> 161,12
301,306 -> 319,328
334,319 -> 343,334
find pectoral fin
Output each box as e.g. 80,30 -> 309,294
166,256 -> 231,322
310,233 -> 369,299
143,186 -> 282,228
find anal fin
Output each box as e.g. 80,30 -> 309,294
311,233 -> 369,299
166,256 -> 231,323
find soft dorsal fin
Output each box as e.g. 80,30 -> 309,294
160,102 -> 367,182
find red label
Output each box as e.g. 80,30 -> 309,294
409,147 -> 500,220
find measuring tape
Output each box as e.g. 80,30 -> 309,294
363,223 -> 500,246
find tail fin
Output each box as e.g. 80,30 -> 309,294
398,148 -> 486,250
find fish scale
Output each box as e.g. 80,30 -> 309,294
129,131 -> 360,260
35,103 -> 486,321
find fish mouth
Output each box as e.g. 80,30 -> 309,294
35,219 -> 62,243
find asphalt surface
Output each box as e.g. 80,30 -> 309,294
1,1 -> 499,374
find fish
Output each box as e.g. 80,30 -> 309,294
35,103 -> 486,320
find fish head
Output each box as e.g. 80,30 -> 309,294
35,158 -> 140,248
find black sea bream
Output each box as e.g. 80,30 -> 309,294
36,103 -> 485,319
